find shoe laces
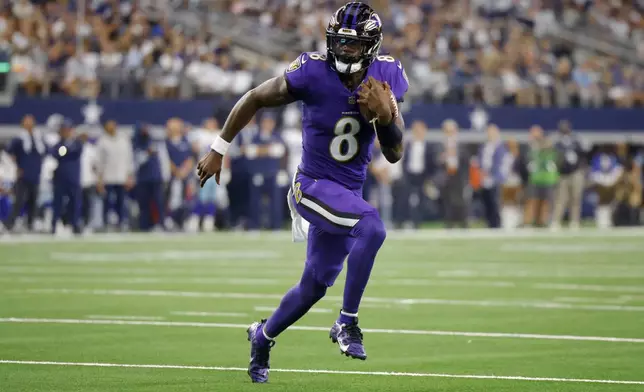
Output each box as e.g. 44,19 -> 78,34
343,323 -> 363,345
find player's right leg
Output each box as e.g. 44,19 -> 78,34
247,226 -> 352,383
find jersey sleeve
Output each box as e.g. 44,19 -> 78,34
283,53 -> 312,101
388,59 -> 409,103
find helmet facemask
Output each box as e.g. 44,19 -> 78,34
327,33 -> 381,74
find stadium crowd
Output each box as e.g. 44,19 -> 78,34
3,0 -> 644,106
0,111 -> 642,235
0,0 -> 643,235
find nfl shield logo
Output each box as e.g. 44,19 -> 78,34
348,96 -> 356,105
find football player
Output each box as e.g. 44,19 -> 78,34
197,2 -> 408,383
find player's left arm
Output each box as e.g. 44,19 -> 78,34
364,78 -> 404,164
380,114 -> 404,164
369,58 -> 409,164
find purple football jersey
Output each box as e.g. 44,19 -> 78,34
284,52 -> 409,190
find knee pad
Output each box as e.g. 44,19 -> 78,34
353,213 -> 387,245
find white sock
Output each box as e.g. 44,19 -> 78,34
262,326 -> 274,341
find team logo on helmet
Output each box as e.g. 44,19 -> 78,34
364,13 -> 381,32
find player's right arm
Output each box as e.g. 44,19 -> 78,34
197,76 -> 296,186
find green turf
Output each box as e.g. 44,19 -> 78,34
1,230 -> 643,391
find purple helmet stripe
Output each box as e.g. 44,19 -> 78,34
342,3 -> 355,27
350,3 -> 361,29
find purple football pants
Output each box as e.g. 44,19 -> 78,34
262,171 -> 386,339
292,171 -> 384,287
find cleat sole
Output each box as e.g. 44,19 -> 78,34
340,350 -> 367,360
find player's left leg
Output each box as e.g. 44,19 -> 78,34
247,227 -> 352,383
290,173 -> 387,360
330,210 -> 386,360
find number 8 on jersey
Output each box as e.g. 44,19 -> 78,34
330,117 -> 361,162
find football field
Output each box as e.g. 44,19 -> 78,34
1,229 -> 644,391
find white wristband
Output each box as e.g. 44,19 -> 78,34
210,136 -> 231,156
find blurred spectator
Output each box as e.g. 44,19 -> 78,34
551,120 -> 588,230
232,60 -> 254,95
500,138 -> 526,230
227,118 -> 258,229
439,119 -> 469,229
190,118 -> 229,231
80,134 -> 99,231
478,124 -> 507,229
572,59 -> 603,108
398,120 -> 433,229
133,123 -> 169,232
3,115 -> 45,233
166,117 -> 195,230
63,43 -> 100,98
245,115 -> 286,231
10,38 -> 46,96
370,139 -> 402,228
590,146 -> 624,228
186,52 -> 225,96
148,48 -> 184,99
614,154 -> 642,226
0,0 -> 642,105
50,120 -> 85,235
281,105 -> 303,180
522,126 -> 558,228
0,144 -> 16,229
96,120 -> 134,231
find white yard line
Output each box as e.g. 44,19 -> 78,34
87,315 -> 165,321
553,297 -> 635,305
534,283 -> 644,293
0,266 -> 300,277
170,311 -> 249,318
0,277 -> 283,285
500,243 -> 644,253
433,270 -> 644,278
49,251 -> 280,263
1,317 -> 643,343
0,359 -> 642,385
3,275 -> 644,295
254,306 -> 332,314
1,227 -> 644,244
17,288 -> 644,312
383,279 -> 518,288
7,267 -> 644,279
